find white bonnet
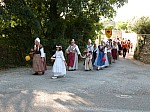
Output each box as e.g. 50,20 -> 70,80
56,45 -> 62,49
88,39 -> 92,43
35,37 -> 40,43
71,39 -> 75,42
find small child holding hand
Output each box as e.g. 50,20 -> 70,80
82,49 -> 93,71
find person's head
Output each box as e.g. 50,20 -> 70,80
94,43 -> 97,47
84,49 -> 88,53
88,39 -> 92,45
56,45 -> 62,51
98,45 -> 103,51
106,42 -> 109,47
71,39 -> 75,45
35,37 -> 40,46
113,41 -> 116,45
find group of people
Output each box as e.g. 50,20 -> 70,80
30,37 -> 133,79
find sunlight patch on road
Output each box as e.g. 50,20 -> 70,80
32,91 -> 92,112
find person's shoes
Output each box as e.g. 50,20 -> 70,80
100,68 -> 103,70
42,72 -> 45,75
63,75 -> 66,78
51,76 -> 57,79
32,72 -> 38,75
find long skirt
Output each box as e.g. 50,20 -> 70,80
67,52 -> 75,67
94,51 -> 105,67
107,52 -> 112,64
92,52 -> 97,65
112,49 -> 117,60
52,57 -> 66,77
33,54 -> 47,72
85,58 -> 93,70
68,52 -> 78,70
104,54 -> 109,67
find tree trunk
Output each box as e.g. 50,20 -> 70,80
50,0 -> 58,20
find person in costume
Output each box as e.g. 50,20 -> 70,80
122,41 -> 128,58
106,42 -> 112,65
92,43 -> 98,65
51,45 -> 67,79
32,38 -> 47,75
87,39 -> 93,53
103,43 -> 109,67
83,39 -> 93,65
82,49 -> 93,71
94,44 -> 105,70
111,41 -> 118,63
66,39 -> 82,71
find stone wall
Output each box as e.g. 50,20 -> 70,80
135,35 -> 150,64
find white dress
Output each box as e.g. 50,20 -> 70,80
52,51 -> 66,77
104,47 -> 109,67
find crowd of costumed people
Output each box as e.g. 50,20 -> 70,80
26,37 -> 133,79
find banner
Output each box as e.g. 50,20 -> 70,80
105,29 -> 112,39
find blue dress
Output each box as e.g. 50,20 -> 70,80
97,51 -> 105,66
94,45 -> 105,67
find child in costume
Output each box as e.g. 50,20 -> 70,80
51,45 -> 67,79
82,49 -> 93,71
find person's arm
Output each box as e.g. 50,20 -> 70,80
34,45 -> 37,51
65,46 -> 70,54
51,52 -> 56,58
103,47 -> 107,58
40,48 -> 45,58
75,45 -> 83,58
75,45 -> 81,54
116,45 -> 119,51
40,47 -> 45,62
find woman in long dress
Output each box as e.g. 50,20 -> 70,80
111,41 -> 118,63
94,45 -> 105,70
32,38 -> 47,75
104,45 -> 109,67
51,45 -> 67,79
92,43 -> 98,65
105,42 -> 112,65
66,39 -> 82,71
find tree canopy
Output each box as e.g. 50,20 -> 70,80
117,21 -> 128,30
128,16 -> 150,34
0,0 -> 127,67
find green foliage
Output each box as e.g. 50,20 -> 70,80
128,16 -> 150,34
117,21 -> 128,30
0,0 -> 127,67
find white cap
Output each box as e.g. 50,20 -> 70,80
71,39 -> 75,42
35,37 -> 40,43
88,39 -> 92,43
56,45 -> 62,48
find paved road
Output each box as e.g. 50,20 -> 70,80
0,53 -> 150,112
